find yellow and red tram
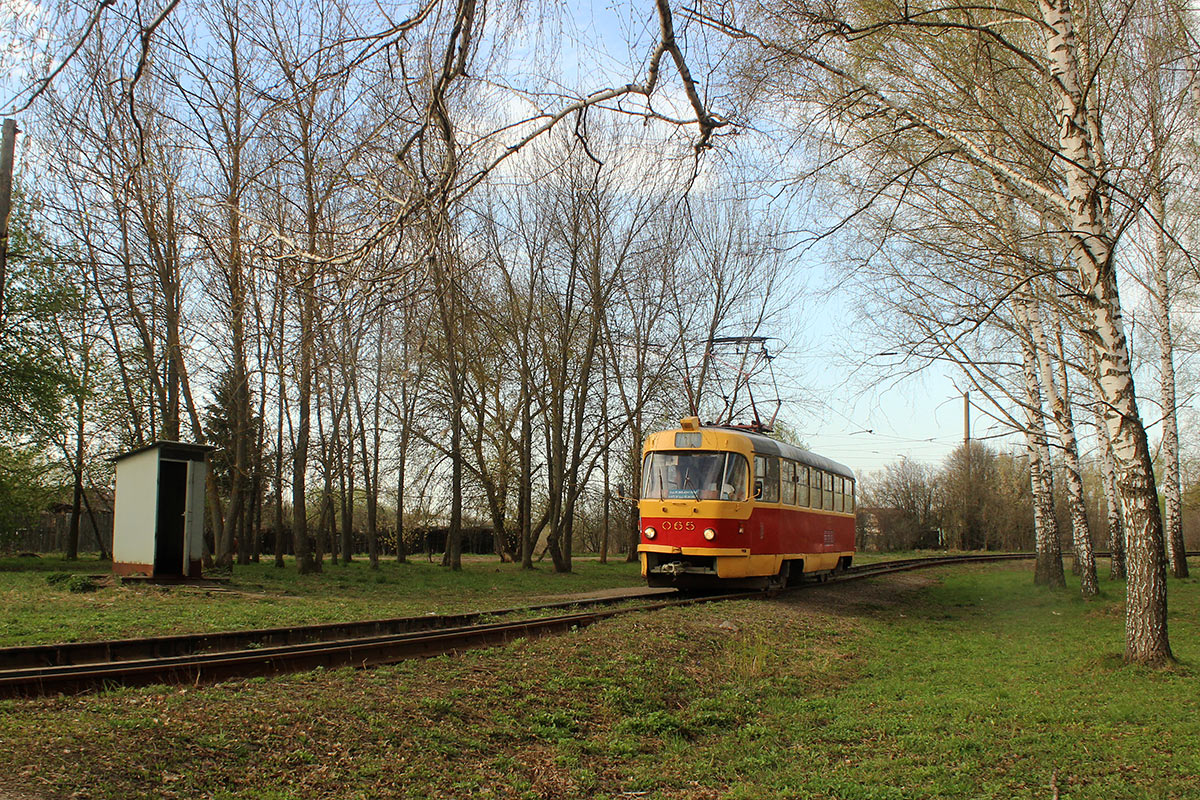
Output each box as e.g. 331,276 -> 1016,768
638,417 -> 856,589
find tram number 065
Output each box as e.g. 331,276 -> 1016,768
660,520 -> 696,532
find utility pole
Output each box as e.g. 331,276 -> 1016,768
963,391 -> 971,550
964,392 -> 970,449
600,353 -> 610,564
0,118 -> 18,329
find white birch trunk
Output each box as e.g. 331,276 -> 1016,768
1014,293 -> 1065,587
1099,430 -> 1127,579
1150,186 -> 1188,580
1037,0 -> 1170,662
1084,346 -> 1126,580
1048,314 -> 1098,595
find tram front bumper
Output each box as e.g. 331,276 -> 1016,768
639,546 -> 772,579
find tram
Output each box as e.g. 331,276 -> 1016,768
638,416 -> 856,589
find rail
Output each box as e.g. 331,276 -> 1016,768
1,551 -> 1161,697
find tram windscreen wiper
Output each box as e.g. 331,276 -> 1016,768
683,469 -> 701,500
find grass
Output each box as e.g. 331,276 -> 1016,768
1,562 -> 1197,799
0,554 -> 645,646
0,549 -> 1013,646
849,548 -> 1030,565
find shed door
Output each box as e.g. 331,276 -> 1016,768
155,459 -> 189,576
184,460 -> 207,575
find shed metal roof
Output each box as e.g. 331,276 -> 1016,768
110,440 -> 216,463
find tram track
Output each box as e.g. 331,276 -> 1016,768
0,589 -> 752,697
0,551 -> 1152,697
0,589 -> 681,671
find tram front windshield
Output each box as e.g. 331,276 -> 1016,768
642,451 -> 748,501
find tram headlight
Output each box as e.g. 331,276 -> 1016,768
703,528 -> 717,541
644,527 -> 657,540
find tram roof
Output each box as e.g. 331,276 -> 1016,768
714,427 -> 856,480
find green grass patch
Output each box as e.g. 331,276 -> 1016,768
849,549 -> 1031,565
0,554 -> 644,646
2,563 -> 1198,799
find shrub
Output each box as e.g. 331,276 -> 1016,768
65,575 -> 98,593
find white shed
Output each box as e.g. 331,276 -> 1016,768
111,441 -> 214,579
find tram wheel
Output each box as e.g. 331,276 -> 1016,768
767,561 -> 790,591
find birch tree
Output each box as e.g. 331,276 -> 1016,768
707,0 -> 1175,663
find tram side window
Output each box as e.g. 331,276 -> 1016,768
782,460 -> 797,505
834,476 -> 844,512
823,472 -> 834,510
847,479 -> 855,512
797,466 -> 810,507
753,455 -> 781,503
810,468 -> 822,508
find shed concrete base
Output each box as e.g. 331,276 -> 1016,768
113,560 -> 203,579
112,561 -> 154,577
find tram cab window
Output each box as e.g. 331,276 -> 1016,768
846,479 -> 855,512
782,460 -> 797,506
753,455 -> 781,503
642,451 -> 748,501
797,466 -> 810,507
721,454 -> 749,501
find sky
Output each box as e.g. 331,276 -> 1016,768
780,297 -> 979,475
513,1 -> 981,475
532,0 -> 1193,479
488,4 -> 911,473
0,0 -> 1060,477
2,0 -> 1189,481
